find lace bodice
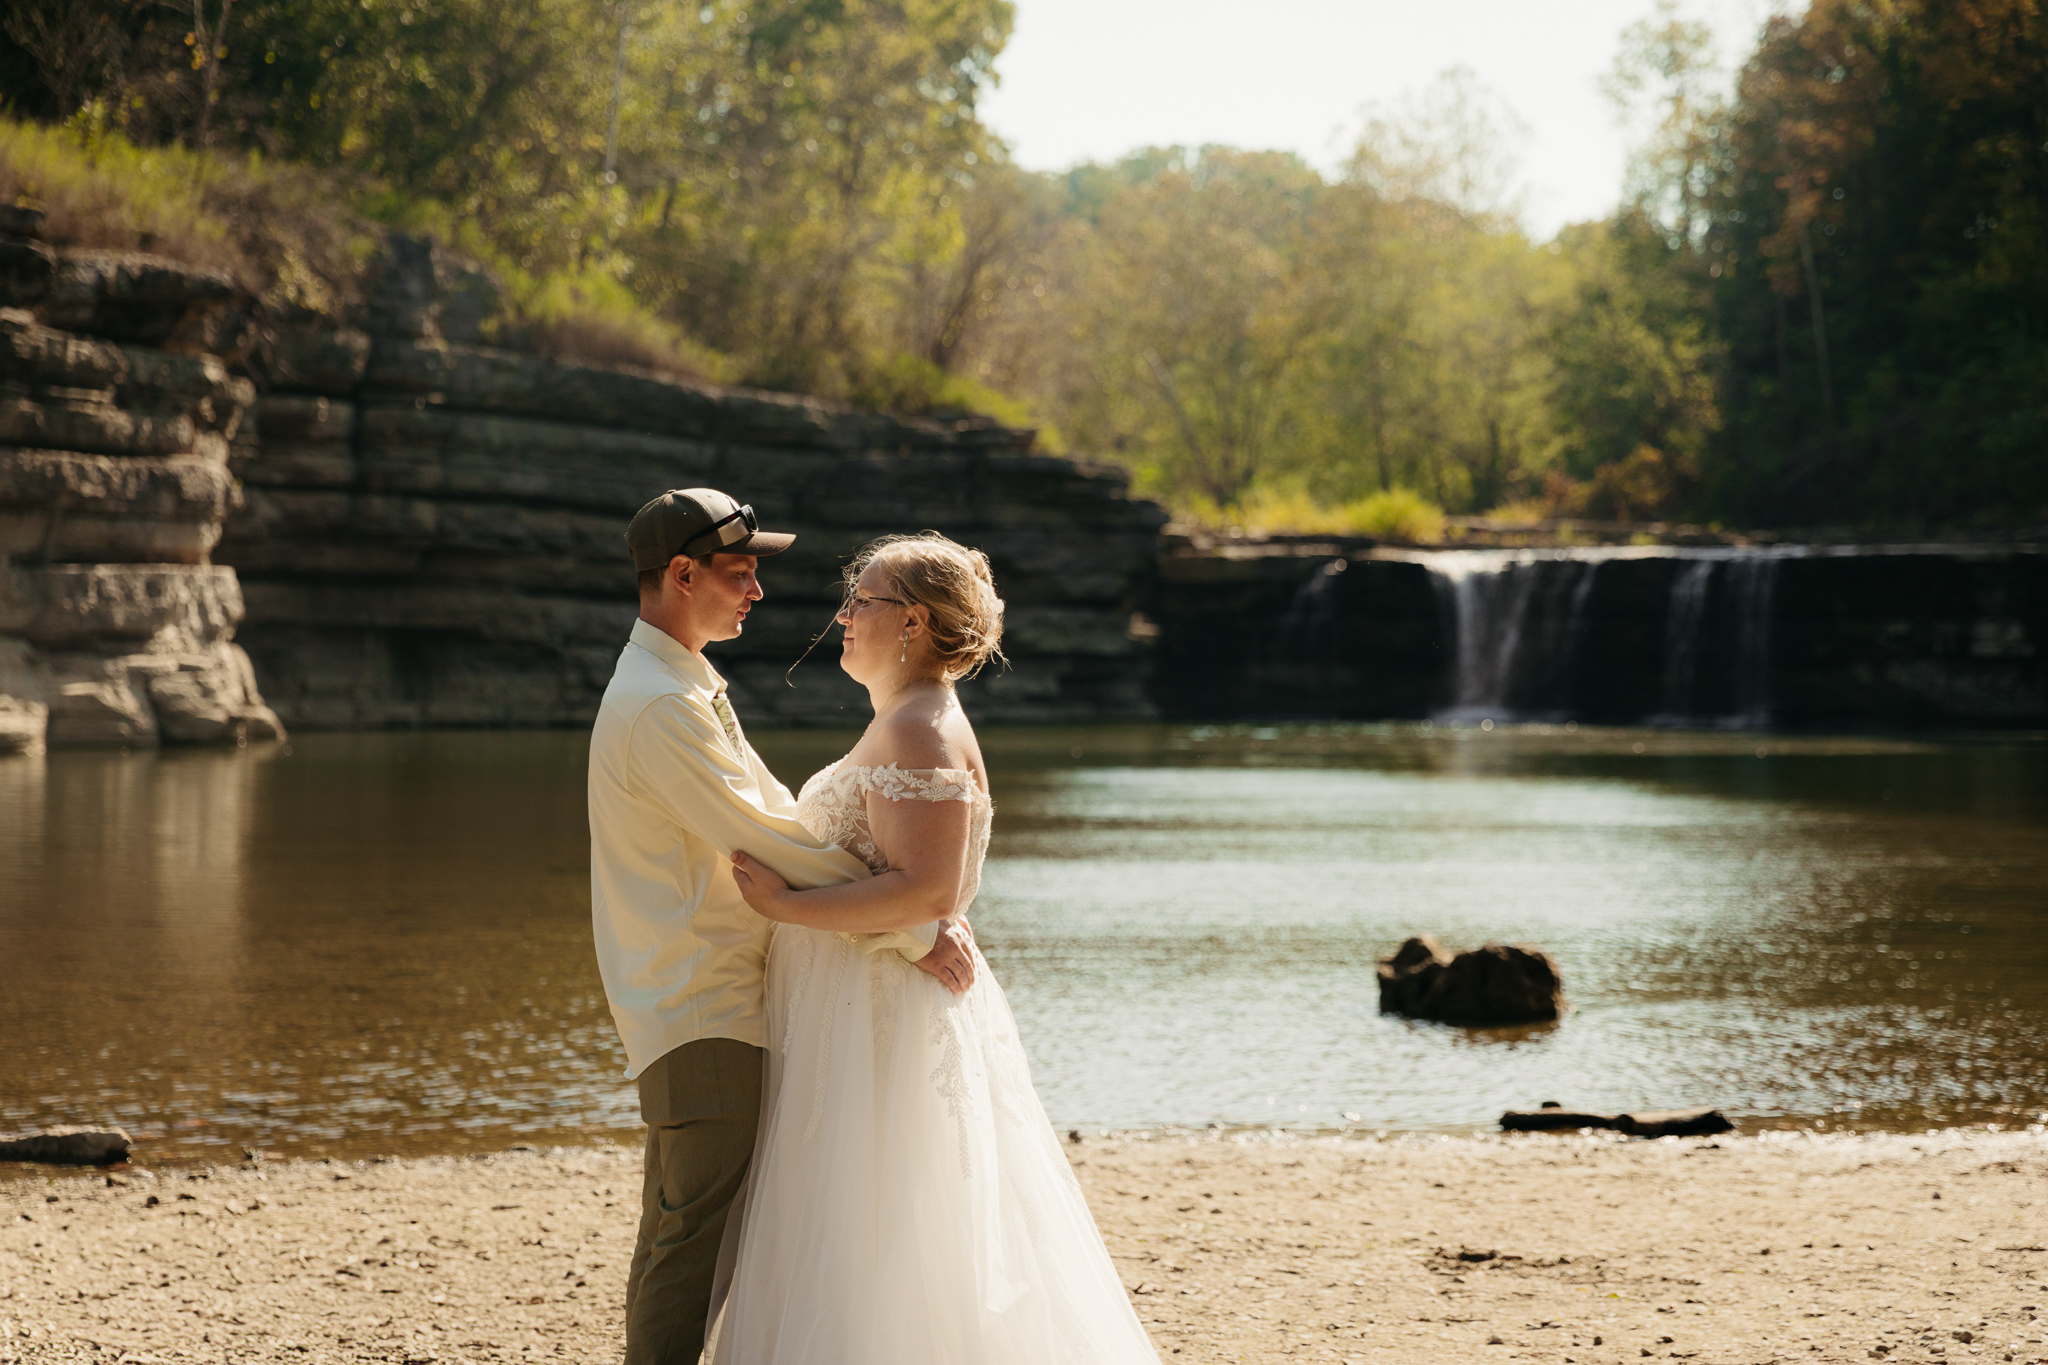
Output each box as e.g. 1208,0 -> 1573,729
794,759 -> 993,912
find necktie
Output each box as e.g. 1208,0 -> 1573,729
711,689 -> 743,757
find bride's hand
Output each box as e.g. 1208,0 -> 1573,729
730,851 -> 794,919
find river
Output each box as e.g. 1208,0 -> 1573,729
3,724 -> 2043,1165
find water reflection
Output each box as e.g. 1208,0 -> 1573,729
1,724 -> 2043,1167
3,735 -> 632,1162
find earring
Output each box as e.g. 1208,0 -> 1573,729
900,627 -> 910,663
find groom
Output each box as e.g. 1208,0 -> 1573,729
588,487 -> 977,1365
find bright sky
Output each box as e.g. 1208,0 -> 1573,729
977,0 -> 1789,240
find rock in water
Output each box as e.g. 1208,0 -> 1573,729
1375,934 -> 1451,1015
1376,935 -> 1564,1025
0,1126 -> 132,1165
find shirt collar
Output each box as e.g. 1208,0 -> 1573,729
630,618 -> 726,697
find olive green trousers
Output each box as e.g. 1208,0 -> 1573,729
623,1037 -> 765,1365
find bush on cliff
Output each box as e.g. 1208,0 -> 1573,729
1196,484 -> 1448,544
496,265 -> 734,384
0,118 -> 734,383
845,354 -> 1050,442
0,116 -> 368,313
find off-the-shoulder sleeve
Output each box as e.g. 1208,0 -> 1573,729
837,764 -> 979,960
851,764 -> 980,803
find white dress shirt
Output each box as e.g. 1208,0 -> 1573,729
589,619 -> 933,1078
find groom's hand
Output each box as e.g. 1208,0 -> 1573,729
915,918 -> 976,995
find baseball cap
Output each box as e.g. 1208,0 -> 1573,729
626,488 -> 795,571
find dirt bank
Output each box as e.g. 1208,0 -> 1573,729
3,1130 -> 2043,1364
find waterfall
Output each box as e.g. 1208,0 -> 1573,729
1725,554 -> 1781,727
1427,552 -> 1598,721
1416,546 -> 1785,727
1645,550 -> 1785,728
1647,560 -> 1716,725
1440,558 -> 1542,714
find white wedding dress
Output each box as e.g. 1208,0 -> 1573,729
709,759 -> 1159,1365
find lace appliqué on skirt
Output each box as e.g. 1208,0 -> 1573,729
927,987 -> 975,1179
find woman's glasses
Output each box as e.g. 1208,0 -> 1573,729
843,590 -> 909,614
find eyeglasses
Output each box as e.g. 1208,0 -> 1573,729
842,590 -> 909,614
681,503 -> 758,556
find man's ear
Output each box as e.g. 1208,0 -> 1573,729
668,555 -> 695,597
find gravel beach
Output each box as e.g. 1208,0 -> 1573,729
3,1129 -> 2043,1364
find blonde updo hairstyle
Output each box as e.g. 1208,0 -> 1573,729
847,532 -> 1006,683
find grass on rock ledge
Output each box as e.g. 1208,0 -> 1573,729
0,117 -> 729,383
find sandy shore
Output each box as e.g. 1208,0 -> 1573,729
3,1129 -> 2043,1364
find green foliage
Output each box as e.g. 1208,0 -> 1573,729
608,0 -> 1015,391
1009,95 -> 1581,521
0,117 -> 236,266
0,0 -> 1636,524
0,119 -> 735,385
1632,0 -> 2048,526
1345,488 -> 1449,542
501,263 -> 736,382
844,354 -> 1044,434
1057,147 -> 1334,510
8,0 -> 2045,531
0,118 -> 369,312
1189,484 -> 1447,543
1541,212 -> 1720,516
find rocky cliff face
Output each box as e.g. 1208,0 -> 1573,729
1146,536 -> 1445,720
0,210 -> 283,753
214,237 -> 1167,730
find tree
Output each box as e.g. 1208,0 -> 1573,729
1603,0 -> 1727,246
0,0 -> 138,123
607,0 -> 1011,390
1703,0 -> 2048,524
1051,148 -> 1336,509
1547,213 -> 1720,494
1307,74 -> 1559,512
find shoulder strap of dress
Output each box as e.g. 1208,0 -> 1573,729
848,763 -> 981,802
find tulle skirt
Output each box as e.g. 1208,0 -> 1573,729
708,925 -> 1159,1365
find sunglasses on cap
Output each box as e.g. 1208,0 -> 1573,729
682,503 -> 758,556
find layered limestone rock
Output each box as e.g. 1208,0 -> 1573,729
216,236 -> 1166,729
0,212 -> 283,753
1147,533 -> 1447,720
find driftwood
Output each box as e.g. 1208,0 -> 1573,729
1500,1107 -> 1621,1132
1499,1103 -> 1734,1138
1616,1107 -> 1735,1138
0,1127 -> 132,1166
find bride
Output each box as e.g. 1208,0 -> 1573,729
717,532 -> 1159,1364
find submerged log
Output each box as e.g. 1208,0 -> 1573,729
0,1127 -> 132,1166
